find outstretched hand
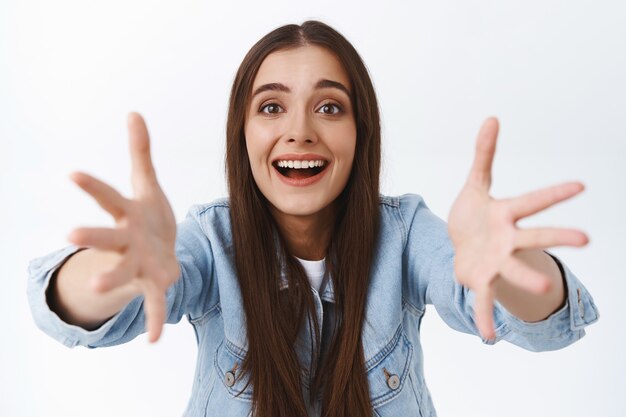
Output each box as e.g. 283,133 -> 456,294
448,117 -> 588,341
67,113 -> 179,343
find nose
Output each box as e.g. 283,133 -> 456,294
285,109 -> 318,145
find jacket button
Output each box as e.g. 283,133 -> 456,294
387,374 -> 400,390
225,371 -> 236,387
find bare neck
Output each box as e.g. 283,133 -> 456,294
270,204 -> 336,261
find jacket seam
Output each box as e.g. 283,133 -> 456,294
364,324 -> 403,371
189,302 -> 221,325
403,297 -> 425,316
195,200 -> 230,217
378,194 -> 400,208
395,200 -> 410,252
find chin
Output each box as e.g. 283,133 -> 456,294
269,197 -> 331,218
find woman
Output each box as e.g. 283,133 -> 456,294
28,20 -> 599,417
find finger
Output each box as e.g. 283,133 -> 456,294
70,171 -> 127,220
127,112 -> 158,197
514,227 -> 589,249
142,281 -> 166,343
509,182 -> 584,220
474,286 -> 496,341
467,117 -> 499,190
91,256 -> 134,293
500,255 -> 552,294
68,227 -> 128,251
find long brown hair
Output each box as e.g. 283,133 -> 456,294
225,20 -> 381,417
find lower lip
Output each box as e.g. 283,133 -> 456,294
273,163 -> 330,187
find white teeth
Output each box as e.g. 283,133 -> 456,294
276,160 -> 326,169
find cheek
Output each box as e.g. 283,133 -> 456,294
329,125 -> 357,165
245,121 -> 277,165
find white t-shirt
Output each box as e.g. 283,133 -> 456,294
295,256 -> 326,293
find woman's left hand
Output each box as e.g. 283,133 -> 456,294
448,117 -> 588,341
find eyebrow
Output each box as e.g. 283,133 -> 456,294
251,79 -> 351,100
315,79 -> 351,97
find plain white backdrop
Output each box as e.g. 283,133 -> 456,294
1,1 -> 624,416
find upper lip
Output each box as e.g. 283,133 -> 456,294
271,153 -> 330,164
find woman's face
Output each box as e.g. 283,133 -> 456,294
244,45 -> 356,222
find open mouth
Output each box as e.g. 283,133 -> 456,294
272,159 -> 329,180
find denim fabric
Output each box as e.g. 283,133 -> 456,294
27,194 -> 600,417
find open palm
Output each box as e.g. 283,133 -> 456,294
68,113 -> 179,343
448,117 -> 588,340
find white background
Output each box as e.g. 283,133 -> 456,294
1,1 -> 624,416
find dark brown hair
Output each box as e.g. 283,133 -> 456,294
226,20 -> 381,417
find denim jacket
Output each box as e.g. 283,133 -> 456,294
27,194 -> 599,417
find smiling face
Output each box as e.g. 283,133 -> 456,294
244,45 -> 357,224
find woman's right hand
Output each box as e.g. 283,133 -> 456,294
67,112 -> 179,343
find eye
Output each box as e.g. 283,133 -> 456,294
259,103 -> 283,114
317,102 -> 343,115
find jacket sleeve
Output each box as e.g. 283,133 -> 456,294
400,193 -> 600,352
26,205 -> 216,349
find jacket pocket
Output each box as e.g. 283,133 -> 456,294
214,338 -> 254,402
366,326 -> 423,417
203,339 -> 254,416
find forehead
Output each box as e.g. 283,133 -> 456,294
252,45 -> 351,91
